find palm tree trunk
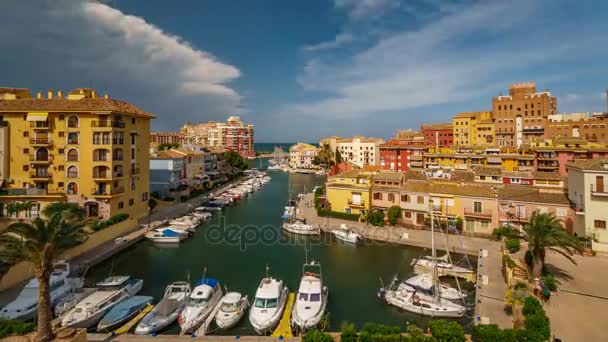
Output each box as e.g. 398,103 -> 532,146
36,273 -> 54,342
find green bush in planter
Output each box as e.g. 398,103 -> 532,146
428,320 -> 465,342
304,329 -> 334,342
505,238 -> 520,253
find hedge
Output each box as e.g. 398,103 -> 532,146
304,329 -> 334,342
428,320 -> 465,342
317,208 -> 359,221
0,319 -> 35,338
92,213 -> 130,231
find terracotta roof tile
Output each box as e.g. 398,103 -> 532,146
0,97 -> 156,118
567,159 -> 608,171
497,186 -> 570,205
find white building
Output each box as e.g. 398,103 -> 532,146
336,136 -> 385,168
289,143 -> 318,169
567,159 -> 608,252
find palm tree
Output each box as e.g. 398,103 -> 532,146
42,202 -> 86,224
518,211 -> 583,277
0,211 -> 87,341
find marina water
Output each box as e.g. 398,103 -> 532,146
86,166 -> 475,334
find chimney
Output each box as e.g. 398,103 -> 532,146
91,90 -> 97,99
36,92 -> 42,99
47,89 -> 54,99
57,90 -> 63,98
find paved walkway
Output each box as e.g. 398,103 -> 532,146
297,194 -> 512,328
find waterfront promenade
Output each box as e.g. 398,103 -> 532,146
297,193 -> 512,329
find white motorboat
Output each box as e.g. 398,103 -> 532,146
291,261 -> 328,332
249,267 -> 288,335
192,211 -> 212,220
169,216 -> 200,229
178,277 -> 223,334
283,220 -> 320,235
145,229 -> 184,243
282,200 -> 297,220
331,224 -> 361,244
413,255 -> 474,275
54,288 -> 97,318
156,225 -> 192,236
195,206 -> 222,212
1,262 -> 83,321
380,281 -> 465,318
61,276 -> 143,329
405,274 -> 466,301
378,202 -> 466,318
135,281 -> 191,335
214,292 -> 249,330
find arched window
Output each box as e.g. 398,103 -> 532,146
93,149 -> 109,162
67,148 -> 78,162
93,166 -> 109,179
35,147 -> 49,162
113,148 -> 124,161
67,165 -> 78,178
67,132 -> 79,144
67,115 -> 79,128
66,182 -> 79,195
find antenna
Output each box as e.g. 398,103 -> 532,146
265,263 -> 269,278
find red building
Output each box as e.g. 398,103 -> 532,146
421,123 -> 453,147
379,138 -> 428,172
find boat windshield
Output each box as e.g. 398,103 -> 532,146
298,293 -> 320,302
189,297 -> 209,307
254,297 -> 278,308
221,302 -> 238,313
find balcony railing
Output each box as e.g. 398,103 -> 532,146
29,138 -> 52,145
93,172 -> 110,179
30,121 -> 50,129
91,186 -> 125,197
29,170 -> 52,179
66,172 -> 79,178
347,199 -> 365,207
93,156 -> 111,162
591,184 -> 608,196
113,171 -> 124,178
30,154 -> 52,162
464,209 -> 493,219
91,120 -> 126,128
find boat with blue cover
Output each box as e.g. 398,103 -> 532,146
178,277 -> 223,334
145,228 -> 184,243
97,296 -> 154,332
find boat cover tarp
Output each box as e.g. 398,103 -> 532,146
156,298 -> 180,316
162,229 -> 180,237
195,277 -> 219,287
102,296 -> 153,324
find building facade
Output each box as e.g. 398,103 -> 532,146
289,143 -> 318,169
545,112 -> 608,146
180,116 -> 255,158
493,82 -> 557,148
336,136 -> 385,168
150,131 -> 182,145
149,150 -> 187,196
379,139 -> 427,172
325,170 -> 372,216
420,123 -> 453,147
0,87 -> 153,220
567,159 -> 608,252
453,111 -> 494,147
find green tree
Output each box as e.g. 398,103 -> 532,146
317,143 -> 334,165
335,148 -> 342,163
367,210 -> 385,226
387,206 -> 401,225
156,142 -> 179,150
0,213 -> 87,341
512,211 -> 583,277
42,202 -> 85,224
428,320 -> 465,342
224,150 -> 249,170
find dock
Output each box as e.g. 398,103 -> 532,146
272,292 -> 295,338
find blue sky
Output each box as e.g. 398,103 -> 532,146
1,0 -> 607,142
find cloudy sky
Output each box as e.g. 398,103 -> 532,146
1,0 -> 607,142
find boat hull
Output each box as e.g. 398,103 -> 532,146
384,291 -> 465,318
249,288 -> 288,335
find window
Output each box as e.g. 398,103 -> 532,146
59,114 -> 65,120
131,148 -> 135,160
373,192 -> 382,200
58,165 -> 64,171
67,182 -> 78,195
58,182 -> 64,187
118,202 -> 124,209
67,115 -> 79,128
474,201 -> 482,213
23,131 -> 29,137
23,165 -> 29,171
417,196 -> 424,204
404,211 -> 412,219
556,208 -> 567,217
58,148 -> 64,154
67,148 -> 78,162
465,220 -> 475,231
131,117 -> 136,124
23,148 -> 29,155
131,133 -> 136,145
594,220 -> 606,229
66,166 -> 78,178
400,194 -> 409,202
58,132 -> 65,137
446,198 -> 454,207
67,132 -> 78,144
129,199 -> 134,206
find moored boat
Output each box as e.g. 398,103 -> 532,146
97,296 -> 154,332
331,224 -> 361,244
291,260 -> 328,332
145,229 -> 185,243
135,281 -> 191,335
282,220 -> 320,235
214,292 -> 249,330
178,277 -> 223,334
249,266 -> 289,335
404,274 -> 466,301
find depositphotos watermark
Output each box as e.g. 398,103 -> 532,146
201,214 -> 396,251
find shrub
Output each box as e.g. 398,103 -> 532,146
151,191 -> 160,199
542,273 -> 557,291
387,206 -> 401,225
428,320 -> 465,342
148,198 -> 158,210
0,320 -> 35,338
303,329 -> 334,342
505,238 -> 520,253
472,325 -> 522,342
314,186 -> 324,197
492,226 -> 517,240
317,209 -> 359,221
522,297 -> 550,341
524,250 -> 534,268
163,196 -> 175,202
367,210 -> 385,227
362,323 -> 401,335
340,322 -> 357,342
359,332 -> 372,342
91,213 -> 129,231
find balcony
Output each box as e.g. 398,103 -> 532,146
410,155 -> 423,161
464,209 -> 493,219
347,199 -> 365,208
591,184 -> 608,197
518,165 -> 534,171
93,172 -> 110,180
113,171 -> 125,178
93,156 -> 111,162
0,188 -> 64,199
29,170 -> 52,179
537,164 -> 559,170
572,206 -> 585,215
90,186 -> 125,197
30,154 -> 53,163
29,138 -> 52,146
522,127 -> 544,134
91,120 -> 126,129
30,121 -> 50,129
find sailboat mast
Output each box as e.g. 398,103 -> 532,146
430,201 -> 439,301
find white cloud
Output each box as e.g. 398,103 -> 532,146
0,0 -> 243,129
334,0 -> 401,20
303,33 -> 355,52
287,0 -> 608,119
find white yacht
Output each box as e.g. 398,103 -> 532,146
249,267 -> 288,335
178,277 -> 223,334
61,276 -> 143,328
214,292 -> 249,330
413,255 -> 474,276
135,281 -> 191,335
291,261 -> 328,332
1,262 -> 83,321
331,224 -> 362,244
169,216 -> 200,229
405,274 -> 466,301
282,220 -> 320,235
146,228 -> 186,243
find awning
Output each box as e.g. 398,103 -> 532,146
26,112 -> 48,121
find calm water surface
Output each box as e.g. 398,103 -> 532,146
87,166 -> 475,334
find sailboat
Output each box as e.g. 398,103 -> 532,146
282,183 -> 320,235
378,201 -> 466,318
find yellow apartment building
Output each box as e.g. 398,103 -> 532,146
0,87 -> 154,220
453,111 -> 495,147
325,169 -> 373,215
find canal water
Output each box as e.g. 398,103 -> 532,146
86,166 -> 475,334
